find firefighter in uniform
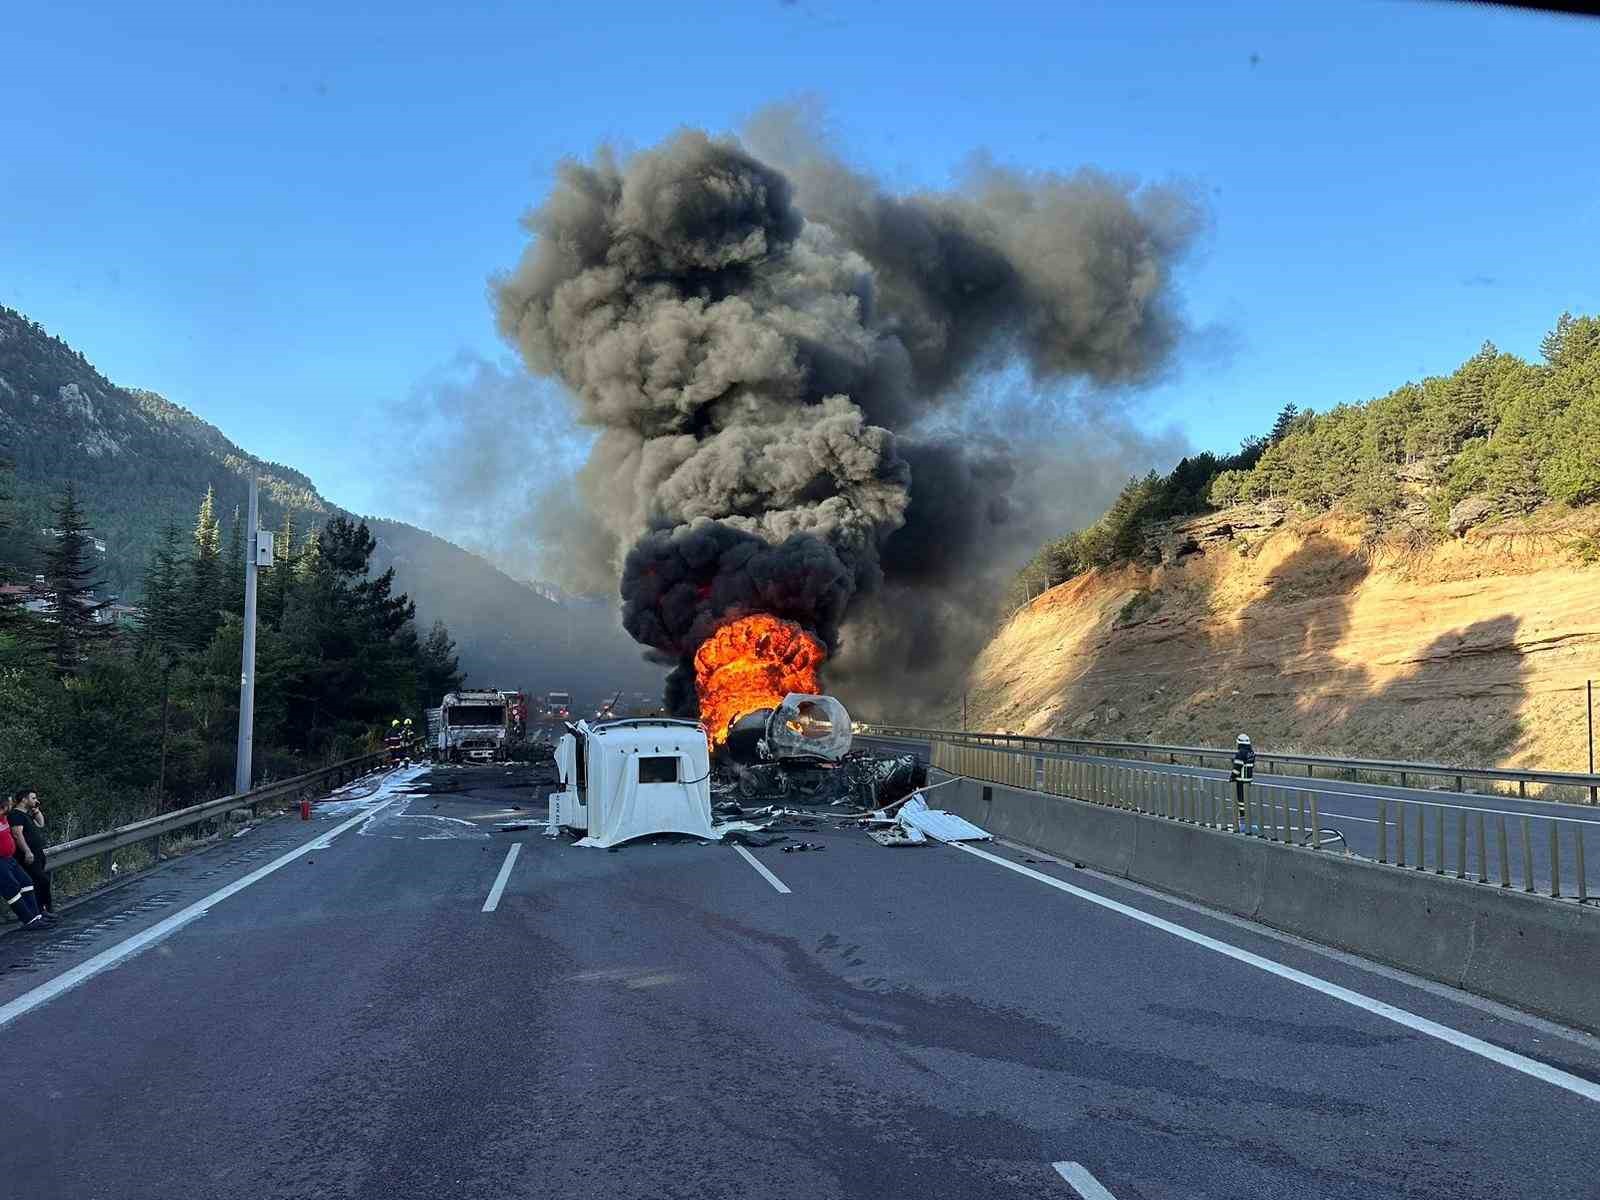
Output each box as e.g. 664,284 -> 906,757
385,718 -> 407,764
1230,734 -> 1256,831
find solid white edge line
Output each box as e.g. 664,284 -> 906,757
732,845 -> 791,894
1052,1161 -> 1118,1199
0,795 -> 404,1030
993,839 -> 1600,1054
954,842 -> 1600,1105
481,843 -> 523,912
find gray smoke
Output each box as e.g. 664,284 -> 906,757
491,114 -> 1202,713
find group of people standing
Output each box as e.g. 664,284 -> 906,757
0,789 -> 52,929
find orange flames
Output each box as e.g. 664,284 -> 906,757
693,614 -> 825,745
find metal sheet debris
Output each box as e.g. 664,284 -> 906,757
896,794 -> 991,843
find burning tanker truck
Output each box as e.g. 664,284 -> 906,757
492,123 -> 1199,763
689,615 -> 900,802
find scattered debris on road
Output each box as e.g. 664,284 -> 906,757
896,794 -> 992,843
867,825 -> 927,847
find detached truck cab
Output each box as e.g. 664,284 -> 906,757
435,690 -> 511,763
548,718 -> 713,848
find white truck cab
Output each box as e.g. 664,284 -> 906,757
549,718 -> 713,848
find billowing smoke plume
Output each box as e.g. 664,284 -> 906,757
492,114 -> 1202,715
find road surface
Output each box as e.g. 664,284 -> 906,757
4,761 -> 1599,1199
860,735 -> 1600,895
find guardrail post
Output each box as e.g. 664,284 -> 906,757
1549,821 -> 1560,899
1522,817 -> 1535,893
1415,804 -> 1426,871
1455,774 -> 1464,793
1309,794 -> 1320,849
1297,794 -> 1307,843
1497,816 -> 1511,887
1396,801 -> 1406,867
1475,812 -> 1487,883
1434,805 -> 1445,875
1400,770 -> 1407,788
147,833 -> 160,869
1377,799 -> 1388,862
1518,780 -> 1526,799
1456,811 -> 1466,879
1576,828 -> 1587,903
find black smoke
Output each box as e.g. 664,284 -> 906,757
492,112 -> 1202,713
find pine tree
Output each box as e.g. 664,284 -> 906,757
416,619 -> 464,713
43,482 -> 110,674
222,505 -> 245,618
189,486 -> 223,649
261,509 -> 297,628
140,522 -> 191,662
0,457 -> 20,630
140,522 -> 191,801
294,530 -> 321,582
1268,403 -> 1301,445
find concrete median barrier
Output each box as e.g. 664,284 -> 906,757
934,773 -> 1600,1034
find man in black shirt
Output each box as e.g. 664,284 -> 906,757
9,789 -> 53,921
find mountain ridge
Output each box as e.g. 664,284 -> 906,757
0,303 -> 661,704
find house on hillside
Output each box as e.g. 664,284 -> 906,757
1,581 -> 51,616
38,529 -> 107,555
103,602 -> 143,629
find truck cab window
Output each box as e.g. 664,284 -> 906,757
638,756 -> 679,784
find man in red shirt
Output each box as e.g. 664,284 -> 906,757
0,818 -> 43,929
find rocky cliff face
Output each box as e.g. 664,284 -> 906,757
964,505 -> 1600,774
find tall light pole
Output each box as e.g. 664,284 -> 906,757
235,478 -> 264,794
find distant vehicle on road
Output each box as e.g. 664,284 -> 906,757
545,690 -> 572,720
431,689 -> 511,763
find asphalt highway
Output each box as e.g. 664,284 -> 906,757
5,761 -> 1600,1200
860,735 -> 1600,896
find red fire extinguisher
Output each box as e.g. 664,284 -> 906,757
301,797 -> 311,821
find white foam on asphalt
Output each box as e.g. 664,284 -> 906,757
358,796 -> 488,841
317,764 -> 427,816
1052,1162 -> 1118,1199
0,795 -> 404,1030
956,842 -> 1600,1105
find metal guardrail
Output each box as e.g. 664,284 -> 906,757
928,740 -> 1596,902
47,751 -> 391,875
861,724 -> 1600,804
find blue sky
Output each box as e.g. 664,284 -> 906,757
5,0 -> 1598,536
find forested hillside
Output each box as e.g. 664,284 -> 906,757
0,305 -> 661,701
1009,312 -> 1600,605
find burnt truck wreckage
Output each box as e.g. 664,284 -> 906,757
543,693 -> 936,851
716,694 -> 927,810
